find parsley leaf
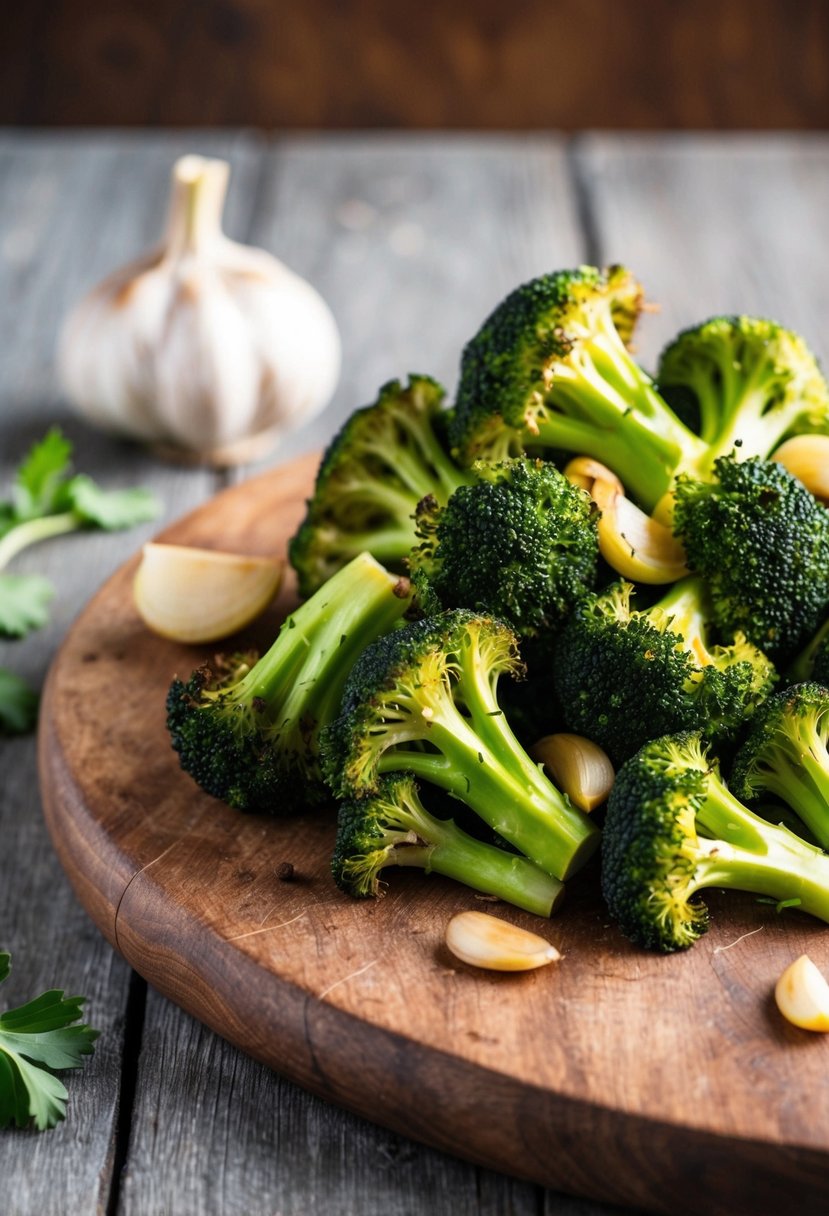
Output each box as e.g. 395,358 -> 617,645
0,952 -> 99,1130
0,573 -> 55,638
67,475 -> 160,531
0,428 -> 160,637
0,669 -> 39,734
11,429 -> 74,521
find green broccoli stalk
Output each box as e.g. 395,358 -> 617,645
673,455 -> 829,661
409,457 -> 598,638
333,772 -> 565,917
552,576 -> 776,764
289,376 -> 471,597
731,684 -> 829,851
166,552 -> 413,812
657,316 -> 829,461
789,616 -> 829,685
323,609 -> 599,881
602,732 -> 829,952
449,266 -> 707,511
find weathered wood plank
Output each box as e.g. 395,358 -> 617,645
574,133 -> 829,372
0,130 -> 263,1216
242,133 -> 584,469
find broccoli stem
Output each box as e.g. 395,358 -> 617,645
747,722 -> 829,851
0,513 -> 79,570
229,554 -> 410,731
391,816 -> 564,917
694,774 -> 829,921
317,524 -> 421,566
361,420 -> 465,504
379,708 -> 598,881
533,336 -> 706,510
657,577 -> 709,650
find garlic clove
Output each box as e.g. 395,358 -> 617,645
564,456 -> 687,583
59,154 -> 341,466
563,455 -> 625,496
531,733 -> 615,812
596,489 -> 688,584
774,954 -> 829,1032
773,435 -> 829,504
133,542 -> 282,643
445,910 -> 561,972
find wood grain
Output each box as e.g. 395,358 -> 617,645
39,453 -> 829,1216
0,130 -> 257,1216
4,0 -> 829,130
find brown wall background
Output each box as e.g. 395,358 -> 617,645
5,0 -> 829,129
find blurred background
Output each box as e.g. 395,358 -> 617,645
4,0 -> 828,130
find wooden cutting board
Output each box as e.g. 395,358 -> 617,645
38,452 -> 829,1216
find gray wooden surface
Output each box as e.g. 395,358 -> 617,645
1,131 -> 827,1216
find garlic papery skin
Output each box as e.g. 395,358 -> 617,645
58,155 -> 341,465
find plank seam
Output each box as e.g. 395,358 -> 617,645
566,135 -> 603,266
105,969 -> 148,1216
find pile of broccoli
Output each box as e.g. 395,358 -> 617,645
165,263 -> 829,946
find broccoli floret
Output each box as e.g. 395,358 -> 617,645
323,609 -> 599,880
166,553 -> 412,812
673,455 -> 829,661
731,683 -> 829,851
332,772 -> 565,917
602,732 -> 829,952
290,376 -> 470,597
657,316 -> 829,459
449,266 -> 707,511
409,457 -> 598,638
552,577 -> 776,764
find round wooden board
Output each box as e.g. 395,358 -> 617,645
39,452 -> 829,1216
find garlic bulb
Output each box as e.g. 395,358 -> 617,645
59,155 -> 341,465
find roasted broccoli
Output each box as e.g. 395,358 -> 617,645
657,316 -> 829,459
449,266 -> 707,511
323,609 -> 599,880
166,552 -> 412,811
332,772 -> 565,916
409,457 -> 598,638
552,577 -> 776,764
731,683 -> 829,851
673,455 -> 829,661
290,376 -> 470,597
602,732 -> 829,952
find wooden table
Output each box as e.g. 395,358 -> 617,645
1,131 -> 827,1216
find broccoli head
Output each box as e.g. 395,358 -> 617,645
731,683 -> 829,851
602,732 -> 829,952
552,577 -> 776,764
322,609 -> 599,880
290,376 -> 470,597
449,266 -> 706,511
166,552 -> 412,812
409,457 -> 598,638
332,772 -> 565,917
673,455 -> 829,661
657,316 -> 829,461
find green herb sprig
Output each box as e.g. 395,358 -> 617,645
0,952 -> 99,1130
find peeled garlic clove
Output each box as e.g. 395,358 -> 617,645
773,435 -> 829,503
775,954 -> 829,1032
445,910 -> 561,972
134,542 -> 282,643
564,457 -> 687,583
563,456 -> 624,496
59,155 -> 340,466
531,733 -> 615,812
